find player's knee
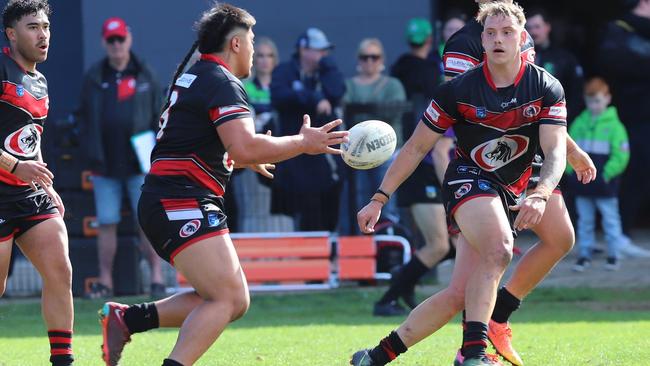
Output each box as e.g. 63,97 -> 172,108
229,290 -> 250,321
44,258 -> 73,289
487,238 -> 513,269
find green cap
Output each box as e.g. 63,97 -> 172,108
406,18 -> 432,45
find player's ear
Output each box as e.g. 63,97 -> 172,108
230,35 -> 240,53
519,28 -> 526,46
5,27 -> 16,43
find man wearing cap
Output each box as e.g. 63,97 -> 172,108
77,17 -> 165,299
270,27 -> 346,231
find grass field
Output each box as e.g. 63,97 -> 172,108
1,287 -> 649,365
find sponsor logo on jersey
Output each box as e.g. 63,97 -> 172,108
175,73 -> 197,88
425,103 -> 441,122
523,104 -> 541,118
457,166 -> 481,175
179,219 -> 201,238
478,179 -> 492,191
454,183 -> 472,199
548,105 -> 567,119
4,124 -> 42,157
476,107 -> 487,119
16,84 -> 24,97
501,97 -> 518,109
470,135 -> 529,172
445,57 -> 475,72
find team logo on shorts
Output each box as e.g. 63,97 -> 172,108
4,124 -> 42,157
476,107 -> 487,119
454,183 -> 472,199
523,104 -> 541,118
16,84 -> 24,97
207,212 -> 220,227
179,219 -> 201,238
471,135 -> 529,172
478,180 -> 492,191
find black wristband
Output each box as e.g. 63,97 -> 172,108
10,160 -> 18,173
376,188 -> 390,200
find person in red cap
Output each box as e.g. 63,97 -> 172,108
78,16 -> 166,299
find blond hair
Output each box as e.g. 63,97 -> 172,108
357,38 -> 385,57
476,1 -> 526,28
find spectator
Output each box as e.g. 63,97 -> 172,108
372,18 -> 452,316
343,38 -> 406,227
438,14 -> 466,58
78,17 -> 165,298
233,37 -> 292,231
568,77 -> 629,272
526,7 -> 584,121
270,28 -> 346,231
597,0 -> 650,236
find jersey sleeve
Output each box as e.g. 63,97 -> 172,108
442,33 -> 482,78
207,80 -> 252,126
539,76 -> 567,126
421,81 -> 458,134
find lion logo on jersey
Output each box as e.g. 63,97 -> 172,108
4,124 -> 42,157
471,135 -> 529,172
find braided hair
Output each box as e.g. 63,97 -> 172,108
165,2 -> 255,101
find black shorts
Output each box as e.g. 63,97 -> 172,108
397,161 -> 444,207
442,164 -> 519,237
138,192 -> 229,264
0,193 -> 60,242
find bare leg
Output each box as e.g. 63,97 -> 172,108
17,217 -> 73,330
411,203 -> 450,267
0,238 -> 13,296
396,235 -> 479,346
504,193 -> 574,299
165,234 -> 250,365
97,224 -> 118,289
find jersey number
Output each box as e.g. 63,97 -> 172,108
157,90 -> 179,140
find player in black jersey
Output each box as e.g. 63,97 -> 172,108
351,3 -> 567,366
0,2 -> 74,366
98,4 -> 348,366
442,2 -> 597,365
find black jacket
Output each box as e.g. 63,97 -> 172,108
77,52 -> 162,174
597,13 -> 650,133
535,44 -> 584,122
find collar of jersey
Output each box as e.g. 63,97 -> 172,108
482,55 -> 527,91
200,54 -> 232,71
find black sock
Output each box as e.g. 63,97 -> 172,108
378,256 -> 430,304
48,330 -> 73,365
461,321 -> 488,360
123,302 -> 160,334
491,287 -> 521,324
368,331 -> 407,365
162,359 -> 184,366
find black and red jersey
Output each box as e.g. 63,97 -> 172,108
143,54 -> 251,198
442,19 -> 536,78
0,48 -> 48,199
422,60 -> 566,197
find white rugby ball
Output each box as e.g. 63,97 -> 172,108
341,120 -> 396,170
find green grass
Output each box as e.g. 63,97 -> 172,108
1,287 -> 650,365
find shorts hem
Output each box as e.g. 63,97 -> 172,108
169,228 -> 230,265
449,193 -> 498,218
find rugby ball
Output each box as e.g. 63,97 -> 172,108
341,120 -> 396,170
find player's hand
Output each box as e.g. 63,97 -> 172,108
40,182 -> 65,217
13,160 -> 54,190
316,99 -> 332,116
299,114 -> 349,155
509,195 -> 547,231
567,147 -> 597,184
357,200 -> 383,234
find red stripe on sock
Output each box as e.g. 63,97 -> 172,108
49,337 -> 72,344
463,340 -> 488,348
380,339 -> 397,360
50,349 -> 73,355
